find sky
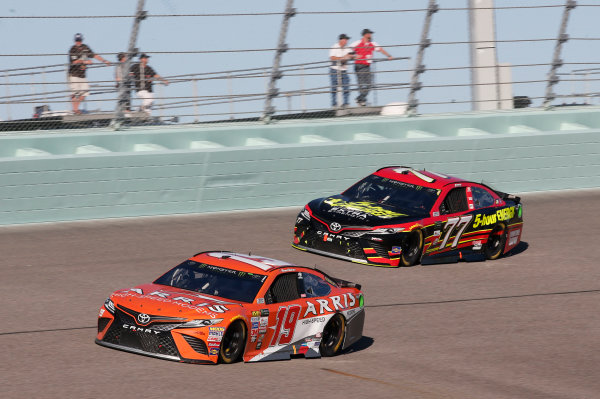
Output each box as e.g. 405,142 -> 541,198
1,0 -> 600,122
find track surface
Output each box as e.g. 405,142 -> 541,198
1,189 -> 599,399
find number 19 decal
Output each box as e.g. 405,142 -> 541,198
269,305 -> 301,347
439,215 -> 473,249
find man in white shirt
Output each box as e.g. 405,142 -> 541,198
329,33 -> 354,108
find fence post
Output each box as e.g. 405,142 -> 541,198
111,0 -> 146,129
262,0 -> 295,123
543,0 -> 577,109
406,0 -> 438,115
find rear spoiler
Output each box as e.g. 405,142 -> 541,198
312,267 -> 361,290
493,189 -> 521,204
329,276 -> 362,291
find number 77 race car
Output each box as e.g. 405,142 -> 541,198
293,166 -> 523,267
96,251 -> 364,364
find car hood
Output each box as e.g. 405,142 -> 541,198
308,195 -> 425,228
109,283 -> 244,320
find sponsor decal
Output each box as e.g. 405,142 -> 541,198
391,246 -> 402,254
251,335 -> 257,343
508,229 -> 521,246
301,316 -> 326,325
208,326 -> 225,342
324,198 -> 406,219
472,240 -> 482,250
433,212 -> 440,217
252,321 -> 259,329
280,268 -> 296,273
255,341 -> 262,350
303,293 -> 357,318
472,207 -> 515,229
260,309 -> 269,317
256,298 -> 265,304
251,316 -> 260,323
251,310 -> 261,317
209,348 -> 219,356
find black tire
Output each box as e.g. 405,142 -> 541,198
218,321 -> 246,364
484,224 -> 507,260
400,229 -> 424,266
320,314 -> 346,357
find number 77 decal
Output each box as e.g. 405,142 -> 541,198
439,215 -> 473,249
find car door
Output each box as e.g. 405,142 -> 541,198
245,272 -> 311,361
431,185 -> 474,255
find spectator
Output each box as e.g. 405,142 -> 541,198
68,33 -> 110,114
130,53 -> 169,115
115,53 -> 131,112
329,33 -> 354,108
350,28 -> 392,106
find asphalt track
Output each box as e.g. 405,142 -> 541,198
1,189 -> 599,399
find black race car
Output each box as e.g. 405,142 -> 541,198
292,167 -> 523,267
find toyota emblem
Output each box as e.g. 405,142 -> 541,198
137,313 -> 151,324
330,222 -> 342,232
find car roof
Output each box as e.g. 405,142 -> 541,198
190,251 -> 301,275
375,166 -> 467,189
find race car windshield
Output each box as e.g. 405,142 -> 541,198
154,260 -> 267,303
343,174 -> 439,214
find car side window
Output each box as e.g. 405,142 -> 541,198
441,187 -> 469,214
470,186 -> 495,209
265,273 -> 301,304
300,272 -> 331,298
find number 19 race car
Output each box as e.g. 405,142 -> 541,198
293,166 -> 523,267
96,251 -> 364,364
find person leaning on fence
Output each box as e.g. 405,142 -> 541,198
68,33 -> 110,114
329,33 -> 354,108
115,53 -> 132,112
350,28 -> 392,106
130,53 -> 169,115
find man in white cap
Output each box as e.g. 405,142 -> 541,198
329,33 -> 354,108
68,33 -> 110,114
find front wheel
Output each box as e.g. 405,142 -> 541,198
218,321 -> 246,364
320,314 -> 346,357
484,224 -> 507,260
400,230 -> 423,266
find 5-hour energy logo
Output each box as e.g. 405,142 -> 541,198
472,206 -> 516,228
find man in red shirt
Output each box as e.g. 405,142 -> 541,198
350,29 -> 392,106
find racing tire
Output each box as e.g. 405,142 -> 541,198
320,313 -> 346,357
484,224 -> 507,260
218,321 -> 246,364
400,229 -> 424,266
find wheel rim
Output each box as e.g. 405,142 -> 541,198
322,315 -> 344,352
221,323 -> 244,362
402,230 -> 423,265
486,225 -> 506,259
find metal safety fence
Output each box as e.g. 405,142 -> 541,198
2,0 -> 600,132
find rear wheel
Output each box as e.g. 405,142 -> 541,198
218,321 -> 246,364
484,224 -> 507,260
400,230 -> 423,266
320,314 -> 346,357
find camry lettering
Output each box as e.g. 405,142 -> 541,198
122,324 -> 160,335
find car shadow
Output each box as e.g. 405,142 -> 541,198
506,241 -> 529,257
341,335 -> 374,355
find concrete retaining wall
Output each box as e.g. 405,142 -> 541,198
1,107 -> 599,225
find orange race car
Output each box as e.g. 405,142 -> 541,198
95,251 -> 365,364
